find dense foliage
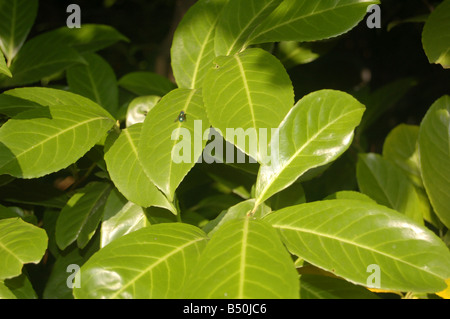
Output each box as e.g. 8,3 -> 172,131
0,0 -> 449,299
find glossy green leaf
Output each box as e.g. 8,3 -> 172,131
383,124 -> 422,187
299,274 -> 379,299
214,0 -> 282,56
101,190 -> 151,248
0,217 -> 47,280
118,72 -> 176,97
186,218 -> 299,298
67,53 -> 119,115
422,0 -> 450,68
104,124 -> 175,212
203,199 -> 271,236
203,48 -> 294,162
56,182 -> 112,250
0,37 -> 85,87
246,0 -> 378,45
139,88 -> 210,202
264,200 -> 450,292
125,95 -> 160,127
419,95 -> 450,228
0,50 -> 11,77
255,89 -> 365,206
357,153 -> 424,224
0,0 -> 38,62
0,99 -> 115,179
171,0 -> 227,89
30,24 -> 129,54
73,223 -> 208,299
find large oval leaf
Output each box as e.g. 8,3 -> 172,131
422,0 -> 450,68
247,0 -> 378,45
104,123 -> 175,213
0,217 -> 47,280
214,0 -> 282,56
73,223 -> 208,299
138,88 -> 209,202
255,89 -> 365,206
67,53 -> 118,115
55,182 -> 112,250
186,218 -> 299,299
0,0 -> 38,62
171,0 -> 227,89
357,153 -> 423,225
203,48 -> 294,162
264,200 -> 450,292
0,101 -> 115,179
419,95 -> 450,229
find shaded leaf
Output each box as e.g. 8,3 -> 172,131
118,72 -> 176,97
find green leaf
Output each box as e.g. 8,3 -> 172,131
203,199 -> 271,236
55,182 -> 112,250
203,48 -> 294,162
422,0 -> 450,68
255,89 -> 365,206
186,218 -> 299,298
0,281 -> 16,299
118,72 -> 176,97
299,274 -> 379,299
0,93 -> 41,117
100,190 -> 151,248
67,53 -> 119,115
0,217 -> 48,280
139,88 -> 210,202
264,200 -> 450,292
419,95 -> 450,229
0,101 -> 115,179
382,124 -> 422,187
0,49 -> 11,77
73,223 -> 208,299
3,273 -> 37,299
214,0 -> 282,56
170,0 -> 226,89
125,95 -> 160,127
0,0 -> 38,62
357,153 -> 424,225
266,182 -> 306,211
0,37 -> 85,87
104,124 -> 175,212
325,190 -> 376,203
246,0 -> 379,45
30,24 -> 129,54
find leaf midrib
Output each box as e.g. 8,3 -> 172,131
272,223 -> 445,280
109,236 -> 205,298
248,1 -> 376,43
0,115 -> 110,171
256,107 -> 362,204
